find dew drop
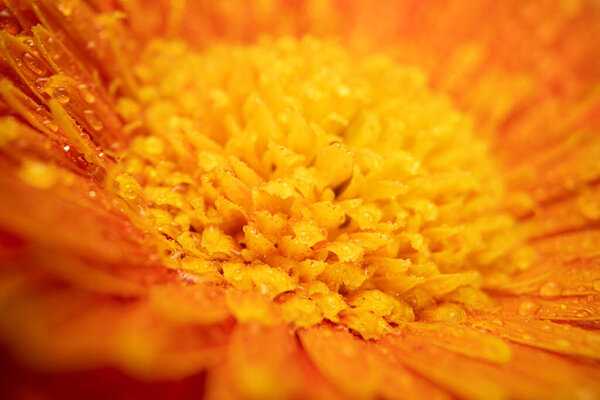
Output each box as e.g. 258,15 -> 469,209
63,145 -> 70,151
83,110 -> 103,131
57,0 -> 74,16
86,41 -> 97,52
518,300 -> 539,316
22,52 -> 45,75
576,310 -> 591,318
78,84 -> 96,103
53,87 -> 70,104
0,10 -> 20,34
539,281 -> 561,297
33,78 -> 49,91
23,39 -> 37,52
42,120 -> 58,132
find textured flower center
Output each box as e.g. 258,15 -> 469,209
113,37 -> 523,339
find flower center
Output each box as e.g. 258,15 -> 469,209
113,37 -> 523,339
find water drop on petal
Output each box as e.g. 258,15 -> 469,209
23,53 -> 45,75
57,0 -> 74,16
78,84 -> 96,103
42,120 -> 58,132
83,110 -> 103,131
518,300 -> 539,316
33,78 -> 49,91
53,87 -> 70,104
539,281 -> 561,297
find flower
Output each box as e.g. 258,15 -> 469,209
0,0 -> 599,399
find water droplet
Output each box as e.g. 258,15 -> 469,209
23,39 -> 36,52
576,310 -> 591,318
57,0 -> 74,16
593,280 -> 600,293
63,145 -> 70,151
33,78 -> 49,91
42,120 -> 58,132
78,84 -> 96,103
53,87 -> 70,104
0,10 -> 20,34
83,110 -> 103,131
22,52 -> 45,75
89,190 -> 96,198
518,300 -> 539,316
539,281 -> 561,297
86,41 -> 97,52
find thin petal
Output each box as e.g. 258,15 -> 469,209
468,311 -> 600,360
299,324 -> 450,400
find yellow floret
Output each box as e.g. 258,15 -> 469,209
111,36 -> 525,339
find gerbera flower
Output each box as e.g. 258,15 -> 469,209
0,0 -> 599,399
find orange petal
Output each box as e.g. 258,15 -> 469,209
494,294 -> 600,321
380,331 -> 553,400
496,251 -> 600,296
403,322 -> 511,363
468,311 -> 600,360
0,281 -> 229,379
205,323 -> 310,400
299,324 -> 450,400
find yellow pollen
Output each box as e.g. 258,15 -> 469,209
111,37 -> 524,339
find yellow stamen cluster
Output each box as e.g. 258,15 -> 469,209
113,37 -> 521,338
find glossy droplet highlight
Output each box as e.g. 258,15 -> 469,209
22,53 -> 45,75
33,78 -> 49,91
53,87 -> 70,104
518,300 -> 540,316
539,281 -> 562,297
23,39 -> 36,52
57,0 -> 74,16
42,120 -> 59,132
83,110 -> 104,131
78,84 -> 96,103
0,10 -> 20,34
575,310 -> 591,318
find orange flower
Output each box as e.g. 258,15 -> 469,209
0,1 -> 599,399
